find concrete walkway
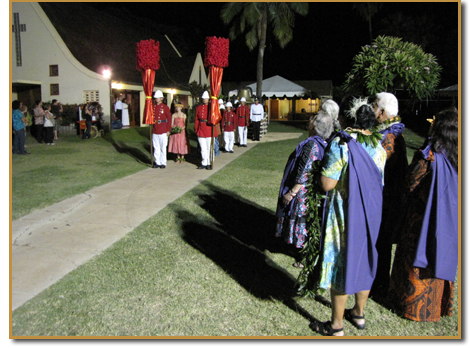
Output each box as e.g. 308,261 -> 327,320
11,132 -> 302,311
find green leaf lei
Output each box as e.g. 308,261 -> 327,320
296,160 -> 326,298
346,127 -> 383,147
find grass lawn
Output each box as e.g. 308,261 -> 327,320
11,123 -> 459,337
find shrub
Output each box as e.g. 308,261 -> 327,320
343,36 -> 442,100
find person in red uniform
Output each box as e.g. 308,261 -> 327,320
152,90 -> 172,168
195,91 -> 217,170
222,102 -> 236,153
236,97 -> 250,147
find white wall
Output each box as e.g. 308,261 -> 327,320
189,53 -> 209,86
12,3 -> 111,122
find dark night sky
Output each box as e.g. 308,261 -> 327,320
86,1 -> 459,88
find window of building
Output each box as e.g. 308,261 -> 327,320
83,90 -> 100,103
49,65 -> 59,76
50,84 -> 59,95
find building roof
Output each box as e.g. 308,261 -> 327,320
39,2 -> 202,90
294,80 -> 333,97
226,77 -> 334,99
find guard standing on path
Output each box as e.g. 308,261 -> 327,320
236,97 -> 250,147
195,91 -> 216,170
152,90 -> 171,168
222,102 -> 236,153
250,97 -> 264,141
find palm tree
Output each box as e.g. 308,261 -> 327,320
221,2 -> 308,100
353,2 -> 382,43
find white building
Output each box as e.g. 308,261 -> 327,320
11,2 -> 208,128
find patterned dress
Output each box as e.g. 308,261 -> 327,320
318,134 -> 386,293
387,149 -> 455,322
276,140 -> 322,248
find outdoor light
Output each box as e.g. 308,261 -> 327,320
112,83 -> 123,89
103,69 -> 111,79
169,89 -> 176,95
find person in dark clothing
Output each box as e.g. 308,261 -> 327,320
82,105 -> 92,139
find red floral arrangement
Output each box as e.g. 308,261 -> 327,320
204,37 -> 229,68
136,39 -> 160,71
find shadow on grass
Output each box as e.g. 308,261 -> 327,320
174,182 -> 324,324
101,132 -> 152,166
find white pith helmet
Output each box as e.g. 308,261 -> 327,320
226,102 -> 232,108
202,91 -> 210,99
154,90 -> 163,98
240,97 -> 246,102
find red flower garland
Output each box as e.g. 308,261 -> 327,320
136,39 -> 160,71
204,37 -> 229,68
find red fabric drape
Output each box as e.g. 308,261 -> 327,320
142,69 -> 155,124
209,66 -> 223,125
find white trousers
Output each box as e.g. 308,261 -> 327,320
224,131 -> 235,151
238,126 -> 247,145
152,133 -> 168,165
198,137 -> 212,166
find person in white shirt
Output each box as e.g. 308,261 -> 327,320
122,98 -> 130,127
114,94 -> 124,121
250,97 -> 264,141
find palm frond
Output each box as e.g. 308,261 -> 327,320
220,2 -> 244,24
245,26 -> 259,51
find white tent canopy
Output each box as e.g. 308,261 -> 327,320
229,75 -> 308,98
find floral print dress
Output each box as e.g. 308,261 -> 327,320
318,134 -> 386,293
276,141 -> 321,248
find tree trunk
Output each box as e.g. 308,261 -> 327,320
256,8 -> 268,101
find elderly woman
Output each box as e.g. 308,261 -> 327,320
387,108 -> 458,322
370,92 -> 408,299
310,98 -> 386,336
275,111 -> 335,267
321,99 -> 340,130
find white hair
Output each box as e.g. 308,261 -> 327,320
311,111 -> 335,139
376,92 -> 399,117
321,99 -> 340,129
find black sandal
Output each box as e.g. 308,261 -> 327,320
344,308 -> 366,330
309,320 -> 344,336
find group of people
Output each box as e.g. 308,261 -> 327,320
150,90 -> 266,170
12,99 -> 63,154
276,92 -> 458,336
150,90 -> 188,168
195,91 -> 265,169
32,99 -> 62,145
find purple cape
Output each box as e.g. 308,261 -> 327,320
379,122 -> 405,140
413,144 -> 458,282
336,131 -> 384,294
276,136 -> 327,218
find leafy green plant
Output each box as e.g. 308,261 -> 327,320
343,36 -> 442,100
296,161 -> 325,297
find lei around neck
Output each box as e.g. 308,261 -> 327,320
345,127 -> 383,147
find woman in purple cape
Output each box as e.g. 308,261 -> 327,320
275,111 -> 335,267
310,98 -> 386,336
387,108 -> 458,322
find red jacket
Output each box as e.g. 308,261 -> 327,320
195,103 -> 217,137
222,110 -> 237,132
236,104 -> 250,127
152,103 -> 172,134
